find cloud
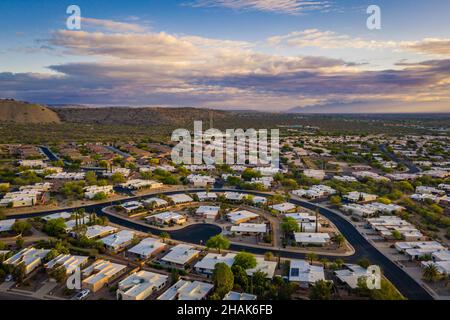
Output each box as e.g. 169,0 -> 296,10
267,29 -> 399,50
187,0 -> 332,15
81,17 -> 147,33
406,38 -> 450,57
2,22 -> 450,113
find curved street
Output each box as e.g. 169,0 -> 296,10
6,187 -> 433,300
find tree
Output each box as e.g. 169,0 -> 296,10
309,280 -> 333,300
43,218 -> 67,237
85,171 -> 97,186
206,235 -> 230,253
391,230 -> 403,241
306,252 -> 318,264
333,234 -> 345,247
98,160 -> 109,168
12,262 -> 27,284
281,217 -> 300,235
92,192 -> 108,201
45,249 -> 60,262
231,265 -> 249,291
334,259 -> 344,268
241,168 -> 261,181
233,252 -> 257,270
0,241 -> 4,250
111,172 -> 126,184
329,195 -> 342,206
212,263 -> 234,299
422,263 -> 440,282
358,258 -> 371,269
159,232 -> 170,243
15,236 -> 24,248
12,220 -> 31,236
264,252 -> 274,261
50,265 -> 67,283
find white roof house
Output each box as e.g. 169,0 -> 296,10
394,241 -> 446,260
19,182 -> 52,192
227,210 -> 259,224
303,169 -> 325,180
246,257 -> 277,279
196,206 -> 220,220
231,223 -> 267,234
285,212 -> 316,223
127,238 -> 167,259
101,230 -> 136,252
42,211 -> 72,221
196,192 -> 218,201
168,194 -> 193,204
187,174 -> 215,187
142,197 -> 168,207
194,253 -> 236,275
223,291 -> 257,300
45,254 -> 89,275
367,216 -> 423,241
292,185 -> 336,199
223,192 -> 245,201
334,264 -> 369,289
0,219 -> 16,233
432,250 -> 450,262
84,185 -> 114,199
117,271 -> 168,300
289,259 -> 325,286
120,201 -> 143,213
18,159 -> 46,168
157,280 -> 214,300
4,247 -> 50,275
82,260 -> 127,293
45,172 -> 85,180
294,232 -> 331,245
146,211 -> 186,225
84,225 -> 118,239
250,196 -> 267,205
344,191 -> 378,203
270,202 -> 296,213
119,179 -> 163,190
341,204 -> 378,217
0,191 -> 39,207
161,244 -> 200,267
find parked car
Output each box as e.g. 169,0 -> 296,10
4,275 -> 13,282
71,289 -> 90,300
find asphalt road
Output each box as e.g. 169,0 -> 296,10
379,144 -> 421,174
7,188 -> 433,300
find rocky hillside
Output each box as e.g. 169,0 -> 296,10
0,99 -> 61,124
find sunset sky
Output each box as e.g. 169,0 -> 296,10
1,0 -> 450,113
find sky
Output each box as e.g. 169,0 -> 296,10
1,0 -> 450,113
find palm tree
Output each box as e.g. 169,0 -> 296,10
306,252 -> 318,264
159,232 -> 170,244
334,259 -> 344,268
315,209 -> 319,233
423,264 -> 440,282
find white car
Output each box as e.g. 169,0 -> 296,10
72,289 -> 90,300
4,275 -> 13,282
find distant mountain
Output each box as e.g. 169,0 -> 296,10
0,99 -> 61,123
52,106 -> 231,126
287,101 -> 371,114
